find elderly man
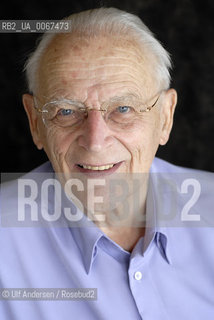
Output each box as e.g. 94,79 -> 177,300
0,7 -> 214,320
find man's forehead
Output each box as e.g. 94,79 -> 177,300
37,34 -> 157,100
40,33 -> 152,66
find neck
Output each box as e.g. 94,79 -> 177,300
101,225 -> 145,252
68,172 -> 149,251
91,181 -> 148,252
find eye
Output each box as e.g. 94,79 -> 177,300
117,106 -> 131,113
57,108 -> 74,116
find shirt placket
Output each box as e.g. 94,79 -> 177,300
128,239 -> 169,320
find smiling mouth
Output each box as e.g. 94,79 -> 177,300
77,163 -> 115,171
75,161 -> 123,176
75,161 -> 124,174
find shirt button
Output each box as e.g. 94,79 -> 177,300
134,271 -> 142,280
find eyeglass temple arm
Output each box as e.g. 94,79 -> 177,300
140,95 -> 160,113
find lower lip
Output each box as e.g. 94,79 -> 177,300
74,161 -> 123,177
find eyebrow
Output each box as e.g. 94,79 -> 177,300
46,98 -> 85,108
45,93 -> 143,106
107,94 -> 142,102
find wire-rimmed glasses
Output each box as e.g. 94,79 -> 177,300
33,91 -> 163,129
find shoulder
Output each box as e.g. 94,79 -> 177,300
152,157 -> 212,174
152,156 -> 214,184
0,162 -> 54,223
152,157 -> 214,228
151,157 -> 214,189
1,161 -> 53,191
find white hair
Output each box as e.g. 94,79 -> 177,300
24,7 -> 172,94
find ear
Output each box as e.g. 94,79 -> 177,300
159,88 -> 177,145
22,94 -> 43,150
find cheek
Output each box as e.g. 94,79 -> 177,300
133,116 -> 161,147
150,117 -> 162,146
122,115 -> 162,161
42,128 -> 76,162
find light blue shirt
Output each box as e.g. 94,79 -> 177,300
0,158 -> 214,319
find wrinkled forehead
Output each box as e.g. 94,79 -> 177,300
37,33 -> 158,99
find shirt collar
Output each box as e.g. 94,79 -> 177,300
64,198 -> 105,274
147,165 -> 173,264
143,176 -> 156,253
71,219 -> 103,274
69,176 -> 171,274
70,211 -> 130,274
59,160 -> 172,274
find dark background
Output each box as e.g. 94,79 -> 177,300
1,0 -> 214,173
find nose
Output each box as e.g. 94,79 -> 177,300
77,110 -> 113,152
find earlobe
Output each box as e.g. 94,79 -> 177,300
159,88 -> 177,146
22,94 -> 43,150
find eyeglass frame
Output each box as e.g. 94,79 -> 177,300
32,90 -> 165,125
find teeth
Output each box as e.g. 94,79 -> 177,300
82,164 -> 114,170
